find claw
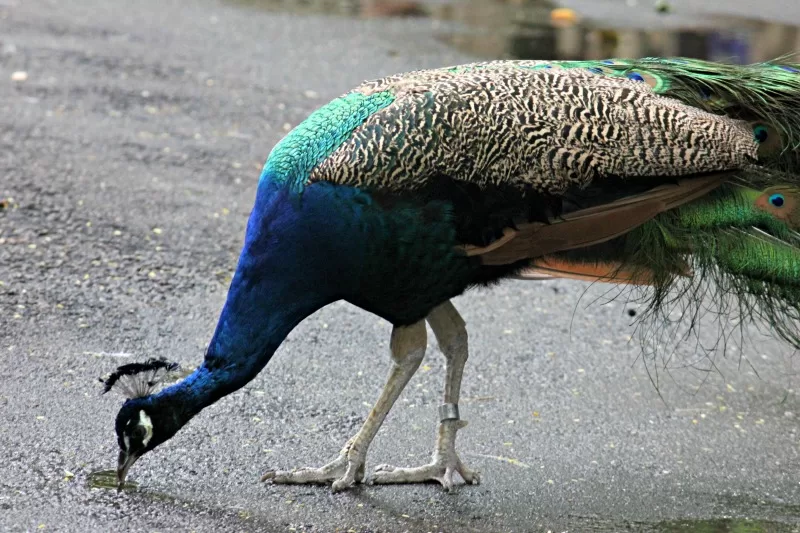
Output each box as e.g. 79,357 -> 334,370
331,477 -> 353,493
442,470 -> 454,492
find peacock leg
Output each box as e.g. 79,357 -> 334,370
261,320 -> 427,492
371,300 -> 480,492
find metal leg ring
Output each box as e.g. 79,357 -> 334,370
438,403 -> 460,422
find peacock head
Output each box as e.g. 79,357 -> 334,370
99,357 -> 183,489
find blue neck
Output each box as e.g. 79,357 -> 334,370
152,178 -> 360,423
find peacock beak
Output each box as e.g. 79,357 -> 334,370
117,450 -> 139,490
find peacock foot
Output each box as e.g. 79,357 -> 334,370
370,420 -> 480,492
260,438 -> 366,493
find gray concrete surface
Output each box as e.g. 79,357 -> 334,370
2,0 -> 800,531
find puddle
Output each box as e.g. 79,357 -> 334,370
87,470 -> 188,503
229,0 -> 800,63
87,469 -> 138,491
652,518 -> 799,532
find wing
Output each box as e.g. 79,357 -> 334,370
307,61 -> 758,194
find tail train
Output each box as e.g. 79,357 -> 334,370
466,56 -> 800,349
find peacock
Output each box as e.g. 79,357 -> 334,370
102,56 -> 800,493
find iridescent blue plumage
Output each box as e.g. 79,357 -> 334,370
141,172 -> 493,407
261,91 -> 395,193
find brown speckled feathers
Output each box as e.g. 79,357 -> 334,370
309,61 -> 758,194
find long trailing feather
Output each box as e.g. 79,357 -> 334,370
463,174 -> 726,264
539,183 -> 800,350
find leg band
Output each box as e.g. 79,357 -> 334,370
438,403 -> 460,422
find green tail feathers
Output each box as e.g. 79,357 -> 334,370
652,184 -> 800,344
560,183 -> 800,348
536,56 -> 800,348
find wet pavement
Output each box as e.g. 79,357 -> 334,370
2,0 -> 800,531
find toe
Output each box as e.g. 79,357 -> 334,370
371,465 -> 418,484
331,478 -> 353,493
261,469 -> 296,484
260,467 -> 330,485
442,469 -> 455,492
459,465 -> 481,485
260,469 -> 302,484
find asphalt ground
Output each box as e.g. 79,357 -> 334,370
2,0 -> 800,531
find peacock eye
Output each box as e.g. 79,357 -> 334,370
754,125 -> 769,143
626,72 -> 645,82
131,425 -> 147,439
769,193 -> 785,208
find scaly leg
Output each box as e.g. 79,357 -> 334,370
261,320 -> 427,492
372,300 -> 480,491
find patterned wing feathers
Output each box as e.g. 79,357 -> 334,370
309,67 -> 757,193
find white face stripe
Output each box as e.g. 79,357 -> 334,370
138,410 -> 154,447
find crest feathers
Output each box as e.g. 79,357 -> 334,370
99,357 -> 180,399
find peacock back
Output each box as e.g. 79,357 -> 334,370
264,57 -> 800,195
